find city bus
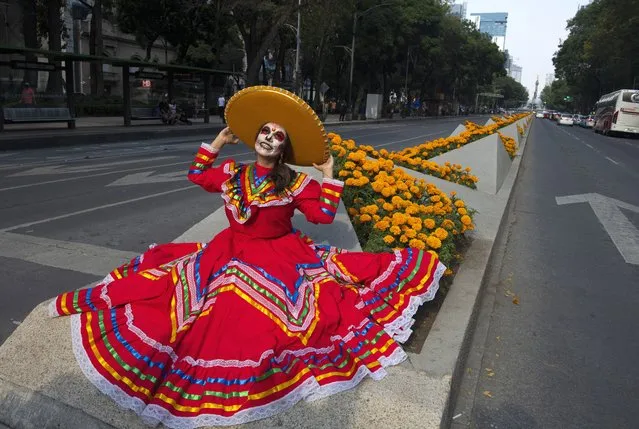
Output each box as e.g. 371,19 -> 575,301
593,89 -> 639,136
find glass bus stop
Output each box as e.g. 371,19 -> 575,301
0,46 -> 240,130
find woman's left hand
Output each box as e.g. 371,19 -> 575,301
313,155 -> 334,179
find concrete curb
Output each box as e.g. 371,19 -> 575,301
0,115 -> 487,151
417,117 -> 534,428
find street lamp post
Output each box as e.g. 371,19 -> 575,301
294,0 -> 301,95
347,2 -> 393,116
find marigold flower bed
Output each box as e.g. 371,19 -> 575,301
330,133 -> 475,272
332,113 -> 531,189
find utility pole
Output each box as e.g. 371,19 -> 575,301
347,2 -> 393,117
348,11 -> 357,116
294,0 -> 301,95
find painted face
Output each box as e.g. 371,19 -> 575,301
255,122 -> 287,158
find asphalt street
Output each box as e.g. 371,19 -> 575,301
0,116 -> 483,345
451,120 -> 639,428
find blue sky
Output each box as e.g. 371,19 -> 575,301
463,0 -> 587,100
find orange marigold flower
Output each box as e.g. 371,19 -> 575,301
455,200 -> 465,208
383,235 -> 395,244
359,214 -> 372,222
375,220 -> 390,231
458,207 -> 467,215
424,218 -> 436,229
434,227 -> 449,241
461,215 -> 472,226
389,225 -> 402,236
409,238 -> 426,250
426,235 -> 442,249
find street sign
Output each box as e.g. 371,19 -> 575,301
556,193 -> 639,265
133,71 -> 165,80
10,61 -> 57,71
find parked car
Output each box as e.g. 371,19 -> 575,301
557,113 -> 574,126
585,115 -> 595,128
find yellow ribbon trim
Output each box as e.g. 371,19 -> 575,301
322,188 -> 342,198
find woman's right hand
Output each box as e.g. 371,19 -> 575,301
211,127 -> 239,149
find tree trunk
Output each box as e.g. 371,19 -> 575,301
20,0 -> 39,86
145,41 -> 153,61
245,10 -> 296,86
46,0 -> 63,94
313,35 -> 327,110
90,0 -> 104,96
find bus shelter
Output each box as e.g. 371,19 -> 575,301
0,46 -> 241,128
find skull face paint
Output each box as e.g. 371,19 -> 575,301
255,122 -> 287,159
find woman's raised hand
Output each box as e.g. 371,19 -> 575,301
211,127 -> 240,150
313,155 -> 334,179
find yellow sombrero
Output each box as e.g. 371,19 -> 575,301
224,86 -> 329,166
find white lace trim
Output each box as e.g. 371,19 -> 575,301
199,142 -> 219,154
70,313 -> 408,428
366,250 -> 402,292
383,261 -> 447,344
322,177 -> 345,188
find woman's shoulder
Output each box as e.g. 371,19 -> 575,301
287,169 -> 317,196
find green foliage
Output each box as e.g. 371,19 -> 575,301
493,76 -> 529,107
540,78 -> 579,112
553,0 -> 639,112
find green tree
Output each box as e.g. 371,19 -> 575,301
232,0 -> 300,85
493,75 -> 529,108
554,0 -> 639,112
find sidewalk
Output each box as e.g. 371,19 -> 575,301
0,113 -> 471,150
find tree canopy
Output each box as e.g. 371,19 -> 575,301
553,0 -> 639,112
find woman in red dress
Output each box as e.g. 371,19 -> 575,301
49,87 -> 445,428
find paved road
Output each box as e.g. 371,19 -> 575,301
0,116 -> 484,345
450,120 -> 639,428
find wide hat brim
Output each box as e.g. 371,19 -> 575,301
224,86 -> 329,166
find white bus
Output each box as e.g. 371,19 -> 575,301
593,89 -> 639,136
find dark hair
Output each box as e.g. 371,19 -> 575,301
269,135 -> 295,194
255,125 -> 295,193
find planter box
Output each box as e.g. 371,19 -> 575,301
428,133 -> 512,194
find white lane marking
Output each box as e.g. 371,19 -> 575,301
0,151 -> 253,192
9,156 -> 177,177
0,186 -> 196,233
585,143 -> 594,149
556,193 -> 639,265
374,132 -> 444,148
605,156 -> 620,165
0,232 -> 139,276
107,170 -> 185,186
0,154 -> 255,231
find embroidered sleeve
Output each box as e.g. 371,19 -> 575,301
294,177 -> 344,224
187,143 -> 235,193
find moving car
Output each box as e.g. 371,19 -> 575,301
585,115 -> 595,128
557,113 -> 574,126
535,111 -> 544,118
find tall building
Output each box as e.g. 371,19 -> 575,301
509,64 -> 523,83
449,2 -> 468,19
470,12 -> 508,51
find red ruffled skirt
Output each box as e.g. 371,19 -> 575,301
50,228 -> 445,428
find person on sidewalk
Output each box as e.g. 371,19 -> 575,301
218,94 -> 226,123
49,86 -> 445,429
